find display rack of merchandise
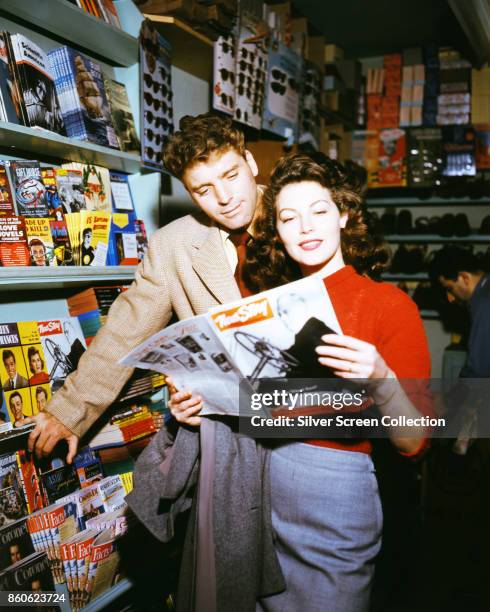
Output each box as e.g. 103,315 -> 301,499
0,266 -> 137,291
0,0 -> 138,67
144,14 -> 213,79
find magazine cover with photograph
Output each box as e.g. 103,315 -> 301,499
120,276 -> 341,415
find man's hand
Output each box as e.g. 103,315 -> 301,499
18,412 -> 79,463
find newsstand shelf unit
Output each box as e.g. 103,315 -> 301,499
145,14 -> 213,80
0,0 -> 138,67
0,121 -> 142,173
0,266 -> 137,292
385,234 -> 490,243
382,272 -> 430,281
367,196 -> 490,207
80,578 -> 133,612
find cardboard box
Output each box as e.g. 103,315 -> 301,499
290,17 -> 308,56
402,46 -> 423,65
246,140 -> 298,185
324,44 -> 343,63
306,36 -> 325,70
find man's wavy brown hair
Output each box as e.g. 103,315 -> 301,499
243,153 -> 389,292
163,113 -> 245,179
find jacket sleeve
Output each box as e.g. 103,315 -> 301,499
46,230 -> 173,437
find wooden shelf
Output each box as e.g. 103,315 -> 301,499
0,266 -> 137,291
385,234 -> 490,243
367,196 -> 490,207
0,0 -> 138,67
382,272 -> 429,281
0,121 -> 141,172
145,14 -> 213,80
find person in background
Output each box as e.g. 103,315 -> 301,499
429,246 -> 490,377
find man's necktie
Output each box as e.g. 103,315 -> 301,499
229,230 -> 254,297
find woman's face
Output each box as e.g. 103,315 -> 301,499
30,352 -> 42,373
276,181 -> 347,277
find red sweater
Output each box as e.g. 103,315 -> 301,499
308,265 -> 432,457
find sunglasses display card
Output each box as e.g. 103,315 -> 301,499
233,26 -> 268,129
262,39 -> 302,140
298,60 -> 321,149
213,34 -> 236,116
140,19 -> 174,172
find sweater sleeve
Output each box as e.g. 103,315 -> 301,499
375,287 -> 433,458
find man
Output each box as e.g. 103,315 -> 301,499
81,228 -> 94,266
9,391 -> 28,423
2,350 -> 28,391
29,239 -> 48,266
35,386 -> 48,412
429,246 -> 490,377
10,543 -> 22,564
24,113 -> 261,462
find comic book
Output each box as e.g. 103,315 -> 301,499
0,162 -> 15,215
121,275 -> 341,415
81,210 -> 111,266
0,517 -> 34,571
48,45 -> 118,148
55,168 -> 86,214
62,162 -> 112,212
104,78 -> 139,154
49,219 -> 73,266
9,33 -> 65,133
25,217 -> 57,267
41,167 -> 63,218
8,160 -> 48,217
0,452 -> 29,526
0,33 -> 23,124
0,216 -> 30,266
16,450 -> 44,513
64,212 -> 81,265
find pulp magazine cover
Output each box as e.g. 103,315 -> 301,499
25,217 -> 57,267
120,276 -> 341,415
55,168 -> 86,214
0,216 -> 30,266
9,160 -> 48,217
9,33 -> 65,133
0,452 -> 28,526
62,162 -> 112,212
0,33 -> 23,124
0,162 -> 15,215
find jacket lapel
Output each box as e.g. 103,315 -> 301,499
191,224 -> 242,304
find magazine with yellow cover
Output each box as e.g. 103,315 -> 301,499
24,217 -> 57,267
81,211 -> 111,266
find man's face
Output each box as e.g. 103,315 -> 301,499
36,390 -> 47,412
83,232 -> 92,248
439,274 -> 473,304
4,356 -> 16,379
183,149 -> 258,231
10,395 -> 23,420
30,244 -> 46,266
10,544 -> 21,564
31,579 -> 41,593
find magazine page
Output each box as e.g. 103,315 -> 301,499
207,275 -> 341,383
120,315 -> 244,415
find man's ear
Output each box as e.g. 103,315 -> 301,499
459,271 -> 471,286
244,150 -> 259,177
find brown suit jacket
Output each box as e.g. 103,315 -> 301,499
47,212 -> 242,437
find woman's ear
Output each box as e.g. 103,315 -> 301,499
244,150 -> 259,177
340,211 -> 348,229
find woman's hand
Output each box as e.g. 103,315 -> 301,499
166,376 -> 203,426
315,334 -> 393,380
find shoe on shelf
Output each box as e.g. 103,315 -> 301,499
380,211 -> 396,235
439,213 -> 456,237
390,244 -> 409,273
479,215 -> 490,235
453,213 -> 471,237
428,215 -> 441,235
396,209 -> 413,235
414,216 -> 430,234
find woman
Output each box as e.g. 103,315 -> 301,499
169,154 -> 431,611
27,346 -> 49,385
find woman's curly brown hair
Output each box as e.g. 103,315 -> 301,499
243,153 -> 389,292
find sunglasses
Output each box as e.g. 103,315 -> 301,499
239,60 -> 254,75
238,73 -> 253,87
143,74 -> 163,94
220,41 -> 235,57
288,78 -> 299,92
237,84 -> 252,98
141,37 -> 159,57
271,81 -> 286,95
143,92 -> 166,111
144,146 -> 162,163
271,68 -> 286,82
235,108 -> 249,123
158,66 -> 170,81
145,111 -> 170,129
240,48 -> 255,61
144,129 -> 162,145
219,68 -> 235,84
220,93 -> 234,107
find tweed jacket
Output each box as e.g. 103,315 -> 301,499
46,212 -> 242,437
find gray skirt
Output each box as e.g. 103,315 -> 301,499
258,442 -> 383,612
